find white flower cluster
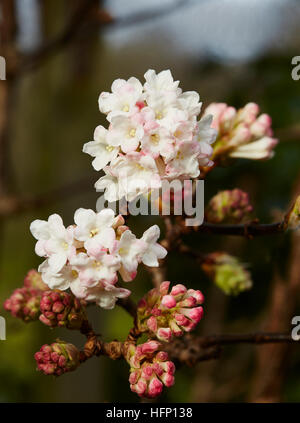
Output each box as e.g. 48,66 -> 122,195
83,69 -> 217,202
30,209 -> 167,309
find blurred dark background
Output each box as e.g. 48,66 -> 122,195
1,0 -> 300,402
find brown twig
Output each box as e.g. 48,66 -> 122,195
195,221 -> 286,237
166,332 -> 296,366
18,0 -> 98,75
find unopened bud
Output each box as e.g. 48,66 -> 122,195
205,189 -> 253,224
39,290 -> 87,330
137,282 -> 204,342
34,341 -> 80,376
4,287 -> 41,322
203,253 -> 252,296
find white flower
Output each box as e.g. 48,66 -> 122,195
194,115 -> 217,166
83,284 -> 131,310
140,225 -> 167,267
165,141 -> 202,179
107,114 -> 144,154
177,91 -> 202,119
31,207 -> 168,309
74,253 -> 120,287
82,125 -> 119,171
74,208 -> 116,253
98,77 -> 143,121
95,170 -> 123,202
144,69 -> 181,97
116,230 -> 146,281
84,69 -> 217,202
38,260 -> 78,291
141,126 -> 175,160
101,153 -> 161,202
30,214 -> 76,273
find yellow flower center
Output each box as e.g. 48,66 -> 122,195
174,130 -> 182,138
129,128 -> 136,138
93,261 -> 101,270
71,270 -> 78,278
122,104 -> 129,112
90,228 -> 99,237
151,133 -> 159,144
61,241 -> 69,250
106,145 -> 114,152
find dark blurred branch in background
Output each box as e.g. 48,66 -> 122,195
0,0 -> 18,196
20,0 -> 100,74
165,332 -> 297,366
0,177 -> 94,217
250,175 -> 300,402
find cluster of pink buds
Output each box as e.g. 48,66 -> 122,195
34,341 -> 80,376
126,340 -> 175,398
204,102 -> 278,161
137,281 -> 204,342
24,269 -> 48,290
4,286 -> 41,322
39,290 -> 87,330
205,189 -> 253,224
3,269 -> 48,322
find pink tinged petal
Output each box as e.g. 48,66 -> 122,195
159,281 -> 170,296
156,351 -> 169,362
119,266 -> 137,282
141,340 -> 160,355
187,289 -> 204,304
148,377 -> 163,398
161,295 -> 176,309
147,316 -> 158,332
141,365 -> 154,380
169,320 -> 183,337
178,296 -> 197,308
132,379 -> 147,396
170,284 -> 187,299
174,313 -> 190,327
157,328 -> 172,342
152,362 -> 164,377
161,373 -> 175,387
129,371 -> 140,385
179,306 -> 204,323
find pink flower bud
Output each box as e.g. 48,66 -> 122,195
147,316 -> 158,332
4,287 -> 41,322
205,101 -> 277,162
126,341 -> 176,399
161,295 -> 176,309
148,377 -> 163,398
205,189 -> 253,224
35,341 -> 80,376
137,282 -> 204,342
157,328 -> 172,342
170,284 -> 187,299
160,373 -> 175,387
141,340 -> 160,355
39,290 -> 86,330
159,281 -> 170,296
24,269 -> 48,291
